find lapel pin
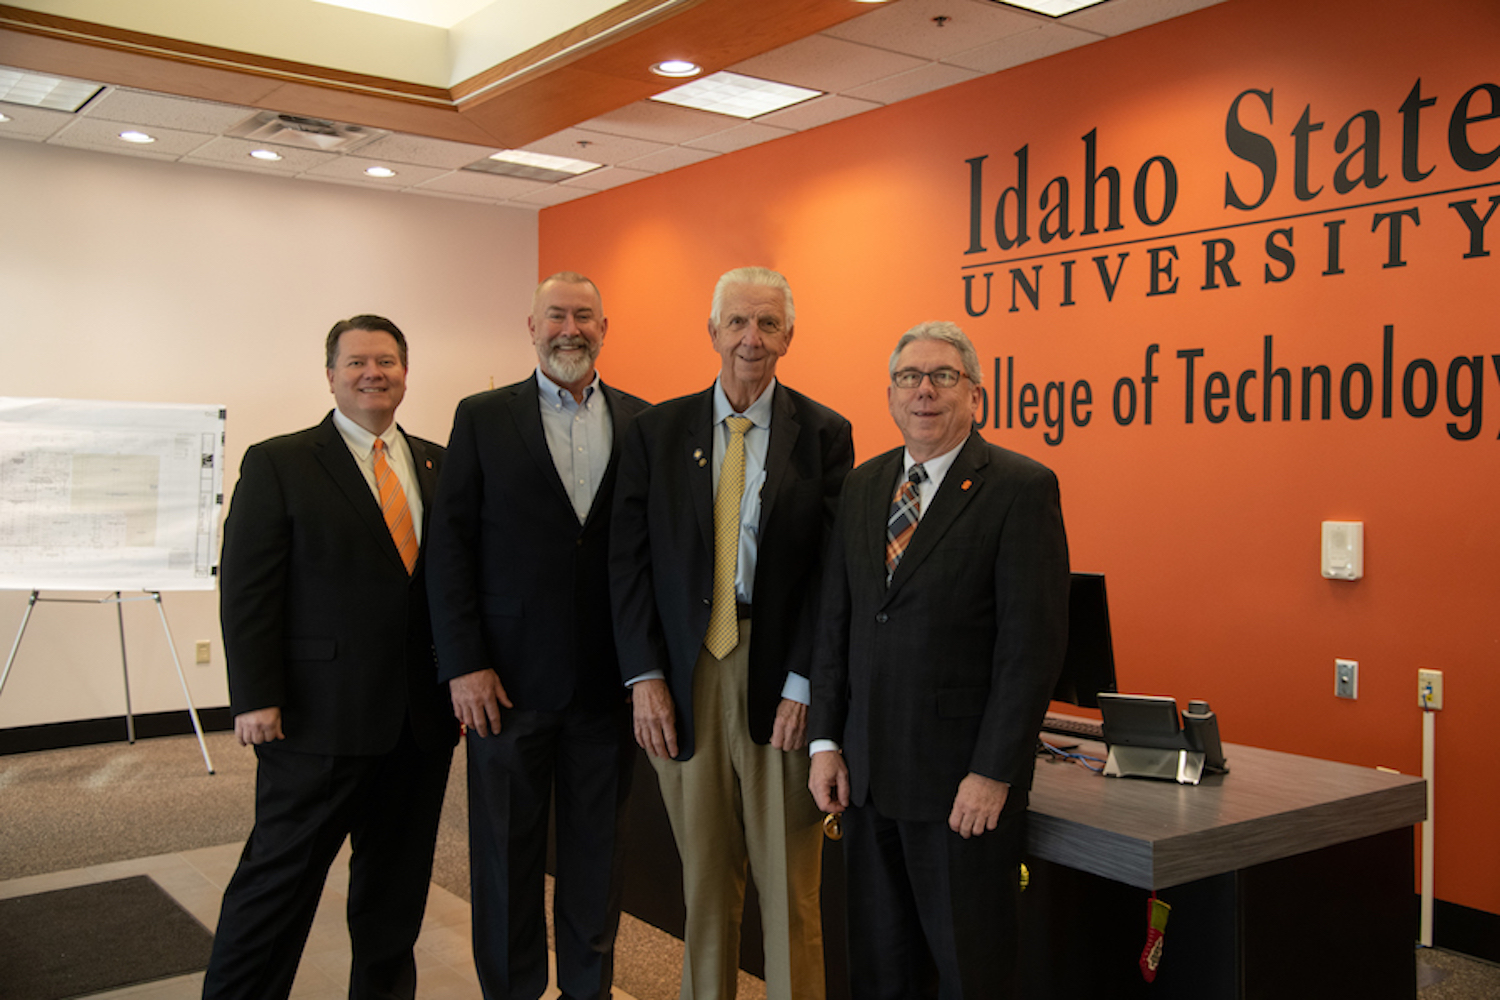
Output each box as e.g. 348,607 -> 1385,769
693,448 -> 706,467
961,479 -> 972,491
425,459 -> 433,469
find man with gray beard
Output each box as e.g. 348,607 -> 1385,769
427,273 -> 649,1000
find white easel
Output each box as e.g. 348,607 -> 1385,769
1,589 -> 215,774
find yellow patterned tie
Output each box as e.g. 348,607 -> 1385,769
373,439 -> 418,575
705,416 -> 753,659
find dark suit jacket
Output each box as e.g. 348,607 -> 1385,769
809,431 -> 1070,822
219,411 -> 457,757
426,377 -> 649,709
610,382 -> 854,760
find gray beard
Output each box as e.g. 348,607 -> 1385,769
545,342 -> 596,385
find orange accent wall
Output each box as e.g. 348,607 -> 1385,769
541,0 -> 1500,918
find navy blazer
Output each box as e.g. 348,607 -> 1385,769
610,382 -> 853,760
426,378 -> 649,710
218,412 -> 456,757
809,431 -> 1070,822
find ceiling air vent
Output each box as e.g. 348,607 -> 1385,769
227,111 -> 386,152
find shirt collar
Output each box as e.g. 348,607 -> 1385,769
535,366 -> 599,408
903,435 -> 966,485
712,376 -> 776,429
332,407 -> 400,456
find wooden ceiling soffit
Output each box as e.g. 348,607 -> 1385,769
452,0 -> 878,148
1,0 -> 880,150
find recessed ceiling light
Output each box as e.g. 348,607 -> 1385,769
0,112 -> 11,123
365,166 -> 397,178
0,67 -> 103,113
249,149 -> 283,161
118,130 -> 156,144
651,71 -> 822,119
651,60 -> 702,79
987,0 -> 1108,15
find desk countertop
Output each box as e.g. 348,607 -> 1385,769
1026,741 -> 1427,889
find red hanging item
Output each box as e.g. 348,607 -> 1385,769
1140,892 -> 1171,982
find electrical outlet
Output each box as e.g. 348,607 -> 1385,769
195,640 -> 212,665
1335,658 -> 1358,699
1419,668 -> 1443,710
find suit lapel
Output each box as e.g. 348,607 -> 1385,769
758,384 -> 800,533
686,389 -> 716,555
862,450 -> 904,600
509,379 -> 575,513
311,414 -> 405,572
884,433 -> 988,596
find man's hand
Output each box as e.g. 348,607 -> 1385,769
449,669 -> 513,738
809,750 -> 850,814
948,773 -> 1010,839
631,678 -> 678,759
769,698 -> 808,751
234,707 -> 284,746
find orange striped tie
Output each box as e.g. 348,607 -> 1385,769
373,439 -> 418,574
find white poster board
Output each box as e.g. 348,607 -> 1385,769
0,397 -> 225,591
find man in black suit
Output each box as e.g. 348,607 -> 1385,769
808,321 -> 1070,1000
611,266 -> 854,1000
204,315 -> 457,1000
426,273 -> 648,1000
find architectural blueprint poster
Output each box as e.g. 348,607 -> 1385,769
0,398 -> 225,591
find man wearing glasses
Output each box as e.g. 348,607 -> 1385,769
808,321 -> 1070,999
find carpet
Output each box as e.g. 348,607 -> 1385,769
0,875 -> 215,1000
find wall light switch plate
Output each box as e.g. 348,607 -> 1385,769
1322,521 -> 1364,580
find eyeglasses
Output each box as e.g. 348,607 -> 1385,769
891,367 -> 965,389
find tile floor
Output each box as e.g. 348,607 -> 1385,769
0,841 -> 638,1000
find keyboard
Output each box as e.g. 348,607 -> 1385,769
1040,714 -> 1105,742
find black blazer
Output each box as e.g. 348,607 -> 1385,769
426,378 -> 649,710
218,412 -> 456,757
809,431 -> 1070,822
610,382 -> 853,760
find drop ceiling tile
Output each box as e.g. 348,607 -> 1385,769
756,94 -> 882,132
0,104 -> 75,141
575,102 -> 740,146
81,88 -> 253,134
1065,0 -> 1228,36
509,184 -> 596,208
413,168 -> 553,200
522,127 -> 671,165
356,132 -> 499,169
301,156 -> 448,185
617,144 -> 719,174
46,117 -> 214,159
945,23 -> 1101,74
844,62 -> 984,105
559,165 -> 655,192
729,35 -> 928,93
824,0 -> 1040,60
684,122 -> 795,155
182,136 -> 335,172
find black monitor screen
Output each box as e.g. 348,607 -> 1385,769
1052,572 -> 1118,709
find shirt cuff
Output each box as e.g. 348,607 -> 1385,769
626,670 -> 665,686
809,739 -> 841,757
780,672 -> 810,704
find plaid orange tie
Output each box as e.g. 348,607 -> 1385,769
885,464 -> 927,582
373,439 -> 418,574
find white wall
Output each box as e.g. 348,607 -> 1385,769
0,139 -> 540,728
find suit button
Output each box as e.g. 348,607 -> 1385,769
875,612 -> 888,623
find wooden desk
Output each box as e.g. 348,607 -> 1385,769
620,742 -> 1426,999
1020,740 -> 1427,999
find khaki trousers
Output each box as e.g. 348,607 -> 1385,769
651,623 -> 825,1000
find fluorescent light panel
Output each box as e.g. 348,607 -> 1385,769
651,71 -> 821,119
987,0 -> 1109,16
0,67 -> 103,112
466,149 -> 603,183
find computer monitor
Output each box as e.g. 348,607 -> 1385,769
1052,572 -> 1118,709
